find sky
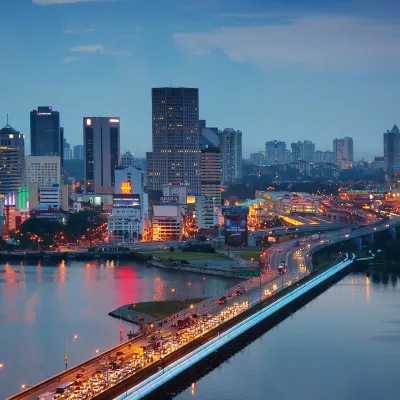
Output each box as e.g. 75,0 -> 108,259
1,0 -> 400,159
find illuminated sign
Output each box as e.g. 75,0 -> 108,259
86,118 -> 92,126
109,118 -> 120,123
38,112 -> 52,116
160,196 -> 178,203
89,196 -> 102,206
113,194 -> 140,207
186,196 -> 196,204
120,181 -> 132,194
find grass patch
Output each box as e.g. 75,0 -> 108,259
145,250 -> 227,261
129,298 -> 206,319
229,246 -> 264,262
312,251 -> 344,270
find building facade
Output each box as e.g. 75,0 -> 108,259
25,156 -> 61,185
0,124 -> 25,196
196,147 -> 222,229
73,144 -> 84,160
315,150 -> 334,164
219,128 -> 242,185
63,138 -> 73,160
83,117 -> 120,193
30,106 -> 63,165
249,152 -> 266,166
146,87 -> 201,194
384,125 -> 400,175
290,140 -> 315,163
121,151 -> 135,168
265,140 -> 286,165
333,137 -> 353,169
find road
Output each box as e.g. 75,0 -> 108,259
9,217 -> 399,400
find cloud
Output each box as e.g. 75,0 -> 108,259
69,44 -> 131,56
34,0 -> 111,5
70,44 -> 104,53
64,56 -> 77,63
63,28 -> 97,34
173,15 -> 400,71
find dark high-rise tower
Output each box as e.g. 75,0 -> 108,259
146,87 -> 200,194
30,107 -> 62,165
83,117 -> 120,193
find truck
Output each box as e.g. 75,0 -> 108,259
310,234 -> 320,241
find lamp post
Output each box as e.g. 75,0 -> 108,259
65,334 -> 78,370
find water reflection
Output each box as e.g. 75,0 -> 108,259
0,260 -> 237,399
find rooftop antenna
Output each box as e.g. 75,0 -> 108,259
6,113 -> 8,125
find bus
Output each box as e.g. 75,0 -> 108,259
55,382 -> 73,394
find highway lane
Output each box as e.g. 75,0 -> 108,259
11,217 -> 399,400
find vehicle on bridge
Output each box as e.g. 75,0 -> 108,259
310,234 -> 320,241
293,241 -> 300,247
219,296 -> 227,305
278,262 -> 286,274
177,317 -> 192,329
55,381 -> 73,394
235,286 -> 246,296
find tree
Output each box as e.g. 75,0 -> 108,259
20,218 -> 61,236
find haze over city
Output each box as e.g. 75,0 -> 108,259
2,0 -> 400,158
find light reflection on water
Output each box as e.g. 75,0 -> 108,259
175,269 -> 400,400
0,260 -> 237,399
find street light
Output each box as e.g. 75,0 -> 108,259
95,349 -> 100,354
65,334 -> 78,370
0,363 -> 3,369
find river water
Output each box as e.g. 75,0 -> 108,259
0,260 -> 236,399
175,268 -> 400,400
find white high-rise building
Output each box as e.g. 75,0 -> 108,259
219,128 -> 242,185
25,156 -> 61,185
333,137 -> 353,169
315,150 -> 334,164
83,117 -> 120,193
265,140 -> 286,165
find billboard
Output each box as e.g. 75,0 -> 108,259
113,194 -> 140,207
224,214 -> 248,246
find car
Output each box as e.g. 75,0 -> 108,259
277,248 -> 283,252
218,296 -> 227,305
227,292 -> 233,297
76,374 -> 84,379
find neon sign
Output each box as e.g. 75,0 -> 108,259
120,181 -> 132,194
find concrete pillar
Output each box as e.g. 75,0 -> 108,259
369,233 -> 374,244
354,237 -> 362,251
390,227 -> 397,242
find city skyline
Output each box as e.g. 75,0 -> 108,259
2,0 -> 400,159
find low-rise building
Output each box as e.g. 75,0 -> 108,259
152,203 -> 181,241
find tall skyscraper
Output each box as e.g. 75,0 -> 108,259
63,138 -> 73,160
197,147 -> 222,229
0,123 -> 25,195
73,144 -> 84,160
30,106 -> 62,165
83,117 -> 120,193
219,128 -> 242,185
265,140 -> 286,165
121,151 -> 135,168
147,87 -> 200,194
333,137 -> 353,169
384,124 -> 400,175
291,140 -> 315,162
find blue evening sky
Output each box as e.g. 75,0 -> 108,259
1,0 -> 400,159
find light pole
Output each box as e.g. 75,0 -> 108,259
187,282 -> 191,301
65,334 -> 78,370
